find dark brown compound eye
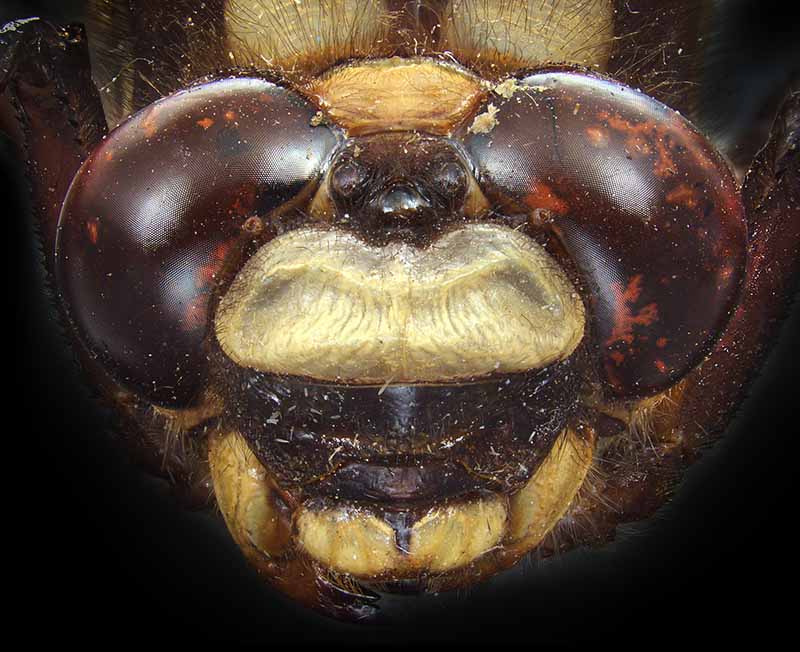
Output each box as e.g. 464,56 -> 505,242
55,77 -> 338,406
463,72 -> 748,398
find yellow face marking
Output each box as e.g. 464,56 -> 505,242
408,499 -> 508,573
302,58 -> 488,135
296,496 -> 508,577
296,508 -> 400,577
215,224 -> 585,384
507,426 -> 595,551
208,428 -> 595,579
208,427 -> 291,560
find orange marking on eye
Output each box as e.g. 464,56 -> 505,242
666,183 -> 700,209
605,274 -> 659,347
104,150 -> 114,161
603,359 -> 625,390
656,337 -> 668,348
140,107 -> 161,138
716,264 -> 738,290
599,112 -> 677,178
717,182 -> 744,219
654,359 -> 668,373
627,133 -> 652,156
224,110 -> 237,122
195,242 -> 232,288
524,182 -> 569,215
682,130 -> 716,171
652,140 -> 677,178
86,220 -> 99,245
197,117 -> 214,130
184,242 -> 233,330
228,183 -> 258,216
585,126 -> 609,148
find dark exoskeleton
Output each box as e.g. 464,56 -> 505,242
3,1 -> 799,624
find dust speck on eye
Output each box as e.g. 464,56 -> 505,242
468,104 -> 499,135
493,78 -> 521,99
310,111 -> 325,127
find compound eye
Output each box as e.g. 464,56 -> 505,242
463,72 -> 748,397
56,77 -> 337,406
330,158 -> 368,202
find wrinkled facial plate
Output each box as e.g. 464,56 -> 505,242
216,223 -> 585,383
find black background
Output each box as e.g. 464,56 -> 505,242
5,0 -> 799,646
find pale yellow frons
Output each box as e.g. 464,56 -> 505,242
215,224 -> 585,384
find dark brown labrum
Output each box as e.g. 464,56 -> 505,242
214,346 -> 584,490
463,71 -> 748,397
55,77 -> 338,406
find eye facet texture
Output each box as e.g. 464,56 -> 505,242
464,72 -> 748,397
56,77 -> 338,406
